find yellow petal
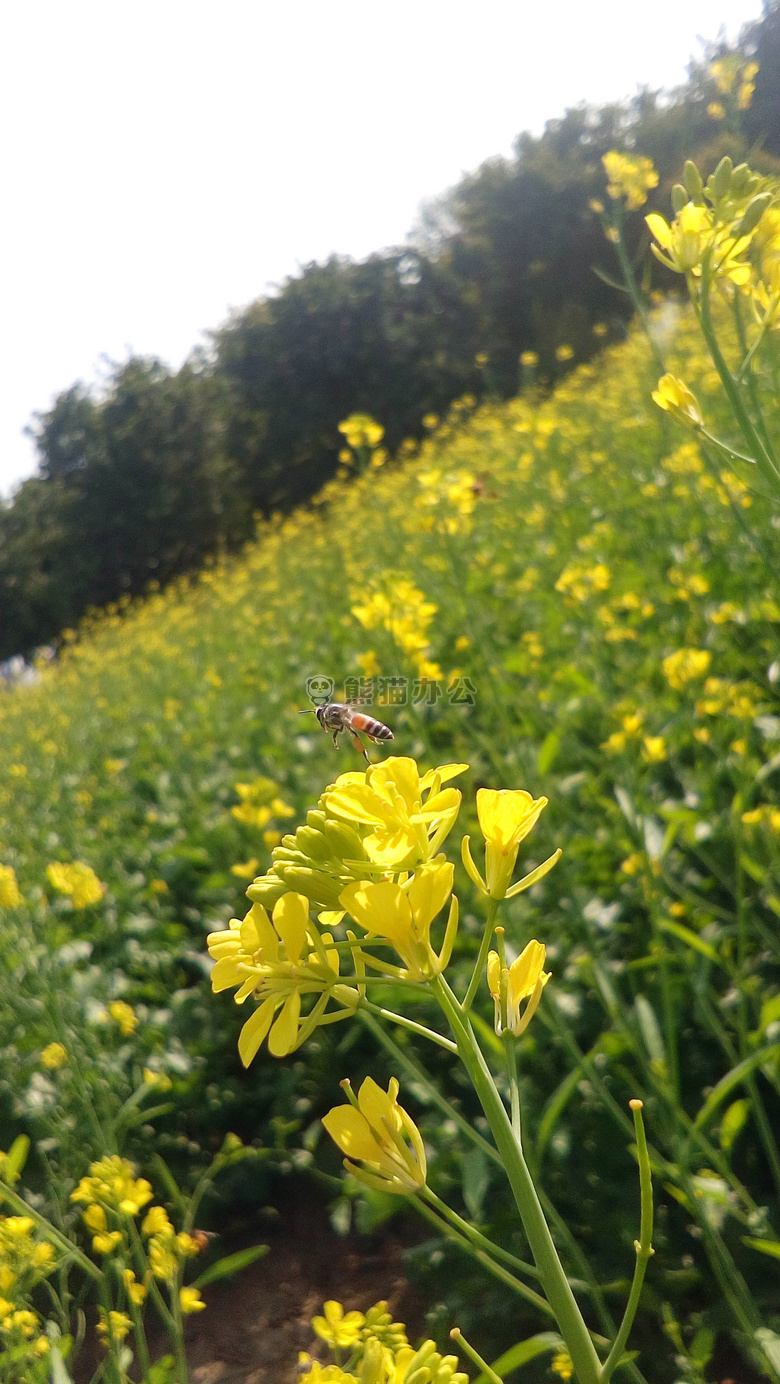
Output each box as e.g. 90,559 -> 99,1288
272,892 -> 309,962
322,1105 -> 384,1162
645,212 -> 672,248
340,880 -> 414,948
419,763 -> 469,791
476,788 -> 536,848
210,958 -> 245,993
507,939 -> 548,1004
408,860 -> 454,933
238,998 -> 277,1066
358,1076 -> 402,1136
268,989 -> 301,1056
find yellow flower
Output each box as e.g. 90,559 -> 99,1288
0,865 -> 22,909
662,647 -> 711,690
324,758 -> 467,870
123,1268 -> 147,1305
602,151 -> 658,210
180,1286 -> 206,1314
109,1000 -> 137,1036
555,344 -> 574,362
142,1205 -> 173,1238
82,1203 -> 107,1233
646,204 -> 713,274
520,350 -> 539,367
642,736 -> 667,763
312,1300 -> 365,1349
486,940 -> 550,1036
231,858 -> 260,879
208,893 -> 359,1066
93,1230 -> 123,1255
322,1076 -> 427,1194
651,375 -> 703,428
46,861 -> 105,908
707,101 -> 726,120
552,1350 -> 575,1380
71,1155 -> 153,1217
40,1042 -> 67,1070
339,859 -> 458,980
461,788 -> 561,901
97,1309 -> 132,1345
338,413 -> 384,450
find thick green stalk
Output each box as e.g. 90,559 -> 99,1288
431,975 -> 602,1384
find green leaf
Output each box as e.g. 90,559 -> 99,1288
192,1243 -> 269,1289
48,1340 -> 74,1384
694,1044 -> 780,1129
635,994 -> 666,1071
461,1148 -> 490,1222
537,731 -> 560,776
719,1098 -> 749,1151
474,1331 -> 563,1382
689,1327 -> 715,1369
658,919 -> 720,964
743,1236 -> 780,1260
756,1328 -> 780,1374
5,1135 -> 30,1182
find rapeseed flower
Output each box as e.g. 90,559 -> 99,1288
339,858 -> 458,980
70,1155 -> 153,1218
109,1000 -> 137,1036
40,1042 -> 67,1070
0,866 -> 22,909
486,939 -> 551,1036
208,892 -> 359,1066
312,1301 -> 365,1349
662,647 -> 712,689
46,861 -> 105,908
324,758 -> 467,870
462,788 -> 560,901
603,151 -> 658,210
323,1076 -> 427,1194
651,375 -> 703,428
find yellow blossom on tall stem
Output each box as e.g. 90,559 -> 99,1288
461,788 -> 561,901
339,859 -> 458,980
487,940 -> 551,1037
322,1076 -> 427,1195
324,757 -> 468,869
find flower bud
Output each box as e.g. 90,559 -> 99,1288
683,159 -> 703,200
323,819 -> 367,861
671,184 -> 688,214
294,826 -> 334,862
734,192 -> 772,237
306,809 -> 328,830
274,864 -> 343,908
709,154 -> 733,202
245,874 -> 288,907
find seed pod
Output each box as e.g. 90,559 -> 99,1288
323,819 -> 367,861
245,874 -> 288,907
709,155 -> 733,202
294,825 -> 333,862
683,160 -> 704,200
273,864 -> 343,909
671,184 -> 688,214
734,192 -> 772,237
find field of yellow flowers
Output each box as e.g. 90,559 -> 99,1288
2,291 -> 780,1380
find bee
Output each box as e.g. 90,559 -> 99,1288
300,702 -> 393,761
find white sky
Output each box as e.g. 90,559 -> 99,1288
0,0 -> 766,494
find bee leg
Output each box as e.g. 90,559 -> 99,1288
332,730 -> 340,748
352,733 -> 371,762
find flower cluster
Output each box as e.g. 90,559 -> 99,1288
0,864 -> 22,908
351,576 -> 443,680
46,860 -> 106,908
298,1298 -> 468,1384
602,151 -> 659,210
0,1214 -> 57,1366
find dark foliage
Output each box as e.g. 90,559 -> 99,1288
2,3 -> 779,659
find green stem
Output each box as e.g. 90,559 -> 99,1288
463,897 -> 499,1014
599,1103 -> 654,1384
357,1008 -> 502,1168
696,264 -> 780,488
359,999 -> 458,1052
422,1185 -> 541,1280
431,974 -> 602,1384
450,1326 -> 504,1384
411,1194 -> 553,1317
611,211 -> 666,374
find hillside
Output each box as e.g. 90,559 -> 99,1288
2,300 -> 780,1379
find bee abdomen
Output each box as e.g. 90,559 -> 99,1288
353,713 -> 393,740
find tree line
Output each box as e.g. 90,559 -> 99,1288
2,3 -> 779,661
